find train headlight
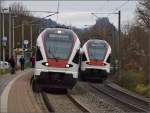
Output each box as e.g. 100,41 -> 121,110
66,64 -> 70,68
45,62 -> 49,66
42,62 -> 49,66
86,62 -> 91,65
57,30 -> 62,34
65,64 -> 73,68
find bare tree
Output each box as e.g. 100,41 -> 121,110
137,0 -> 150,28
9,2 -> 30,16
121,24 -> 149,83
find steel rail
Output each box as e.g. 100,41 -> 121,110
89,83 -> 149,113
67,93 -> 91,113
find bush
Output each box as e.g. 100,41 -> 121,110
118,71 -> 146,90
134,84 -> 149,97
0,68 -> 10,75
117,70 -> 149,97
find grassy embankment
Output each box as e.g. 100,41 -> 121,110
0,63 -> 30,76
113,70 -> 149,98
0,68 -> 11,75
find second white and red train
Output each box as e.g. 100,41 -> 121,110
80,39 -> 111,81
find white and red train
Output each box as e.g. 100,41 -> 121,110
32,27 -> 112,91
33,28 -> 80,90
80,39 -> 111,81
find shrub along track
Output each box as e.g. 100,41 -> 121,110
89,81 -> 150,113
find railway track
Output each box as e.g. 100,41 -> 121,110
42,91 -> 90,113
41,92 -> 55,112
66,93 -> 90,112
89,82 -> 149,113
30,76 -> 49,112
30,76 -> 90,112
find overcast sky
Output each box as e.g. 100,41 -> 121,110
2,1 -> 139,28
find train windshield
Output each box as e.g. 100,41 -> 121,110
88,43 -> 106,60
44,31 -> 73,59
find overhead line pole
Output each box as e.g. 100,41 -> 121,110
2,9 -> 8,62
118,10 -> 121,80
56,0 -> 60,22
22,23 -> 24,57
30,24 -> 33,50
9,7 -> 11,58
2,9 -> 5,61
12,15 -> 17,56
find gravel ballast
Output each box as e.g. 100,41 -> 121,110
46,93 -> 84,112
68,82 -> 124,113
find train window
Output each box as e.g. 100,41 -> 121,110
73,49 -> 80,64
45,32 -> 73,60
88,43 -> 106,60
82,53 -> 87,61
106,55 -> 111,63
36,47 -> 43,61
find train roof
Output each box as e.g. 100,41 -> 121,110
37,27 -> 79,42
42,27 -> 74,33
87,39 -> 108,43
82,39 -> 110,48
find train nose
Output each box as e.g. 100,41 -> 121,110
86,60 -> 106,66
51,73 -> 64,82
47,59 -> 68,68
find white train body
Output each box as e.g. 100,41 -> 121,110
34,28 -> 80,89
80,39 -> 111,80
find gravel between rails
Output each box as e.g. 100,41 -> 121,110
86,83 -> 135,112
66,94 -> 90,112
68,82 -> 124,113
45,92 -> 85,113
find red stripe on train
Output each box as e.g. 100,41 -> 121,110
47,59 -> 68,68
87,60 -> 106,66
